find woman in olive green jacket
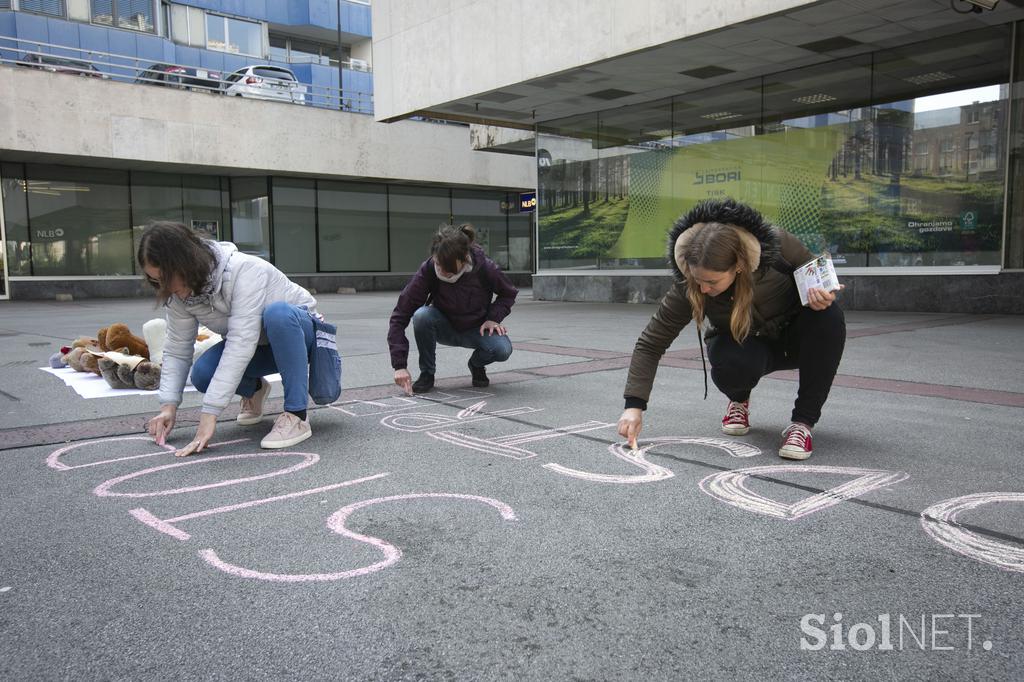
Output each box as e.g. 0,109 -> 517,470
617,199 -> 846,460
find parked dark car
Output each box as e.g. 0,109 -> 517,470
135,63 -> 221,92
17,53 -> 108,78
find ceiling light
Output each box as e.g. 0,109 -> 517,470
700,111 -> 743,121
792,93 -> 838,104
904,71 -> 957,85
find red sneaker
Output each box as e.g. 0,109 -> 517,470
779,422 -> 813,460
721,400 -> 750,436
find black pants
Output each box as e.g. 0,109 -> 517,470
705,305 -> 846,428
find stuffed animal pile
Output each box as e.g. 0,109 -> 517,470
49,320 -> 221,391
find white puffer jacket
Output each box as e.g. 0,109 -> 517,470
159,241 -> 317,415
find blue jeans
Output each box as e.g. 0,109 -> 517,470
191,301 -> 315,413
412,305 -> 512,375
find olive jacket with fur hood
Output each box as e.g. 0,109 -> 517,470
623,200 -> 814,410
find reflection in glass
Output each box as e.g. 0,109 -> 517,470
183,175 -> 226,242
272,178 -> 317,273
230,178 -> 270,260
1,163 -> 31,276
131,172 -> 183,270
388,186 -> 451,272
317,181 -> 388,272
536,26 -> 1011,270
24,165 -> 132,276
452,189 -> 509,268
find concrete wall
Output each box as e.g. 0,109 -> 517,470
532,272 -> 1024,315
0,66 -> 533,189
371,0 -> 813,121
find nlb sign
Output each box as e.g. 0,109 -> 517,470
519,192 -> 537,213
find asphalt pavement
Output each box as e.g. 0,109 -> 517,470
0,291 -> 1022,680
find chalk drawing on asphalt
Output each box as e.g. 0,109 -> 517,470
921,493 -> 1024,574
699,465 -> 909,520
198,493 -> 517,582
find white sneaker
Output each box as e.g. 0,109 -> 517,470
237,378 -> 271,425
260,412 -> 312,449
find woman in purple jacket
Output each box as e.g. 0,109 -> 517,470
388,224 -> 518,395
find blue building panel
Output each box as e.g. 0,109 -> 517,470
308,0 -> 334,30
13,12 -> 49,48
0,11 -> 18,62
174,44 -> 204,68
78,24 -> 110,57
221,53 -> 249,74
135,33 -> 165,63
46,17 -> 79,58
199,49 -> 225,70
341,1 -> 371,36
219,0 -> 247,18
244,0 -> 268,21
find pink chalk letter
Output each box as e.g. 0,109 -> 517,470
200,493 -> 517,582
94,452 -> 319,498
544,436 -> 761,484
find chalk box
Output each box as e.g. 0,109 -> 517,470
793,253 -> 841,306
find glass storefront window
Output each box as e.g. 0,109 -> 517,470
131,171 -> 183,269
272,178 -> 317,273
1006,20 -> 1024,270
508,196 -> 533,272
230,177 -> 270,260
388,186 -> 451,272
536,26 -> 1012,271
317,181 -> 388,271
452,189 -> 509,269
2,163 -> 31,277
183,175 -> 227,241
25,165 -> 132,276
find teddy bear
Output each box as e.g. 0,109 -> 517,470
97,351 -> 161,390
104,323 -> 149,359
142,318 -> 221,363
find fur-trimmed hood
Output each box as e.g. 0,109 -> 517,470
666,199 -> 782,282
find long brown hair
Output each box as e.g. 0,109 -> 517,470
136,221 -> 216,300
680,222 -> 756,342
431,222 -> 476,273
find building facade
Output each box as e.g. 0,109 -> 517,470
0,0 -> 535,300
371,0 -> 1024,314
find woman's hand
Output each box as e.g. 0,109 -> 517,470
147,405 -> 177,446
175,413 -> 217,457
617,408 -> 644,450
479,320 -> 507,336
394,368 -> 413,396
806,285 -> 844,311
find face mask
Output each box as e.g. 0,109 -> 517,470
434,255 -> 473,283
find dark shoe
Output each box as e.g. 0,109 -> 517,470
468,360 -> 489,388
412,373 -> 434,394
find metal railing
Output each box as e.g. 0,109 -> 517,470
0,36 -> 375,113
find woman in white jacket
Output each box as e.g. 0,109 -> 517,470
140,222 -> 320,455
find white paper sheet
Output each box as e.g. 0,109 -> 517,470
39,367 -> 281,399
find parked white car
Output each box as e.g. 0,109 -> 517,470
222,65 -> 307,105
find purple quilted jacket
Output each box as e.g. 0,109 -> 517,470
388,245 -> 518,369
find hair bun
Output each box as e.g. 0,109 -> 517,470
458,223 -> 476,243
